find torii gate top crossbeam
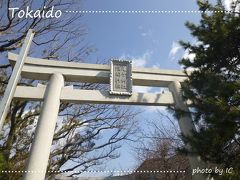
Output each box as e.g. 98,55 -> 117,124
8,52 -> 188,87
1,30 -> 204,180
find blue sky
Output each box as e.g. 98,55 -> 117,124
74,0 -> 236,176
64,0 -> 238,177
81,0 -> 201,70
4,0 -> 234,177
71,0 -> 205,177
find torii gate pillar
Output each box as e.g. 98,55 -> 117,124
169,81 -> 206,180
0,30 -> 209,179
23,73 -> 64,180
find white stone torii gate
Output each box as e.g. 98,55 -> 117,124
0,30 -> 205,180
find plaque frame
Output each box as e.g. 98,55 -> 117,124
110,59 -> 132,96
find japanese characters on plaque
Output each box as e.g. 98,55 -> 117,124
110,60 -> 132,96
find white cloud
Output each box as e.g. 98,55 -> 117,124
223,0 -> 240,11
152,63 -> 161,69
120,51 -> 152,67
132,58 -> 147,67
180,65 -> 198,71
133,87 -> 166,112
133,86 -> 153,93
182,49 -> 196,62
169,41 -> 182,60
223,0 -> 233,10
141,29 -> 153,37
119,50 -> 162,77
181,39 -> 205,63
136,87 -> 169,112
181,49 -> 197,71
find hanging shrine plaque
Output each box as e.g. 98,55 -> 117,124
110,60 -> 132,96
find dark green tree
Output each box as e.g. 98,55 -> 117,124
179,0 -> 240,178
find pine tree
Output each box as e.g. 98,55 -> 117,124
179,0 -> 240,178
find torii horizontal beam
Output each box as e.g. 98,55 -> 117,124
2,30 -> 204,180
14,86 -> 174,106
8,52 -> 188,87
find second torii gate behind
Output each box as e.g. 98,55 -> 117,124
8,50 -> 204,179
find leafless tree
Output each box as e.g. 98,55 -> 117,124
134,111 -> 182,160
0,1 -> 139,179
133,110 -> 191,180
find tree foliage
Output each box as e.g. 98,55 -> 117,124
179,0 -> 240,178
